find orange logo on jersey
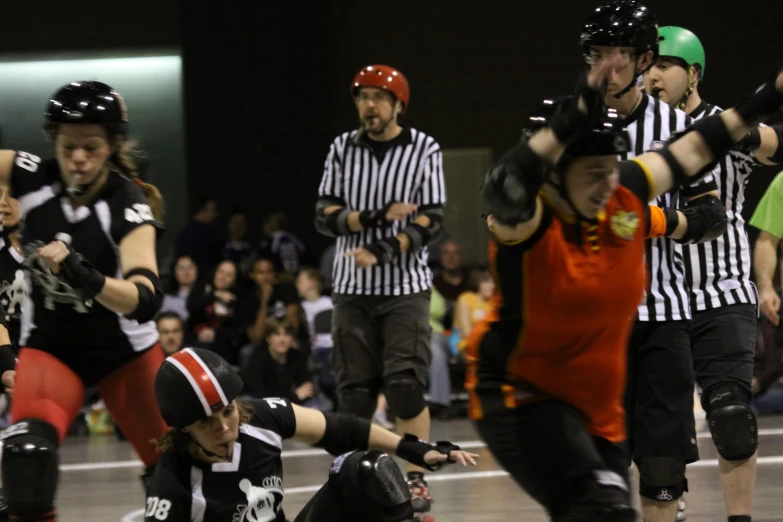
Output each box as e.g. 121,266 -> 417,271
610,210 -> 639,241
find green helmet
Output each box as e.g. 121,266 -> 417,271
657,26 -> 706,79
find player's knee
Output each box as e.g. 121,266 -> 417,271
704,382 -> 758,461
384,372 -> 426,420
329,450 -> 412,520
637,456 -> 687,501
1,418 -> 60,517
337,385 -> 378,420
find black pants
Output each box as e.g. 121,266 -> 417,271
625,320 -> 699,464
474,398 -> 632,518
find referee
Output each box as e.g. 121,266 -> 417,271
581,3 -> 724,522
314,64 -> 446,515
645,26 -> 783,522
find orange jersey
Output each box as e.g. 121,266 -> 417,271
466,160 -> 655,442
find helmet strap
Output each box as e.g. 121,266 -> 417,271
191,436 -> 232,462
613,53 -> 655,99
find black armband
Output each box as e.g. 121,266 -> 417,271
770,124 -> 783,163
738,127 -> 762,152
662,207 -> 680,237
481,141 -> 547,227
676,194 -> 727,245
654,148 -> 689,188
123,268 -> 163,323
363,236 -> 402,264
315,412 -> 371,456
734,68 -> 783,125
395,433 -> 461,472
357,202 -> 396,229
57,241 -> 106,300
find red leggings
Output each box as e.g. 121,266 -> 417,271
10,346 -> 168,466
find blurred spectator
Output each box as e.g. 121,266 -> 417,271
428,287 -> 452,417
242,318 -> 314,406
749,170 -> 783,326
187,260 -> 242,364
432,240 -> 471,329
160,255 -> 198,321
296,267 -> 336,405
175,196 -> 223,276
454,268 -> 495,349
258,212 -> 306,280
223,209 -> 255,276
752,311 -> 783,416
156,312 -> 185,356
239,257 -> 300,346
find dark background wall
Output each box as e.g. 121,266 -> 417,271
1,0 -> 782,257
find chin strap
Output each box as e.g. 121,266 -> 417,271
193,439 -> 232,461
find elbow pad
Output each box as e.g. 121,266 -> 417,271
770,124 -> 783,163
315,412 -> 372,456
480,141 -> 547,227
676,195 -> 728,245
123,268 -> 163,323
402,205 -> 445,251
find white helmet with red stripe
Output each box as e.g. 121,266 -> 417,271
155,348 -> 244,429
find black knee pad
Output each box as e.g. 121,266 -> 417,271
329,450 -> 412,522
0,419 -> 59,518
552,469 -> 635,522
637,456 -> 687,501
704,382 -> 758,461
337,386 -> 378,420
384,372 -> 426,420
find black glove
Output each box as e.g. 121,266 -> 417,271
548,72 -> 608,146
395,433 -> 461,472
58,241 -> 107,299
363,237 -> 402,264
675,195 -> 727,245
734,65 -> 783,125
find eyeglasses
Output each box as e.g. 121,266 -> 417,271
585,50 -> 635,66
355,91 -> 393,104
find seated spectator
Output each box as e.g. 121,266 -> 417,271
156,312 -> 185,356
242,318 -> 315,406
223,208 -> 255,277
296,267 -> 336,404
239,257 -> 300,346
753,313 -> 783,416
187,260 -> 242,364
432,240 -> 471,330
175,196 -> 223,276
454,268 -> 495,350
258,212 -> 306,281
160,255 -> 198,321
428,287 -> 452,418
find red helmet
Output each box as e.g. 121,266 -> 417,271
351,65 -> 410,109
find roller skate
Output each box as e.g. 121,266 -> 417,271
676,496 -> 687,521
407,472 -> 434,522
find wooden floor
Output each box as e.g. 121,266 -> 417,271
50,414 -> 783,521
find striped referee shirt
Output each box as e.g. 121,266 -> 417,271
317,126 -> 446,296
683,102 -> 758,311
621,94 -> 718,322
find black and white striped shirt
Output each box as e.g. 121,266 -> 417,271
683,102 -> 758,311
318,127 -> 446,296
621,95 -> 717,322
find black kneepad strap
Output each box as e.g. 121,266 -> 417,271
1,419 -> 60,518
637,457 -> 687,502
705,382 -> 758,461
384,373 -> 426,420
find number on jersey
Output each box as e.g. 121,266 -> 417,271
125,203 -> 154,224
145,497 -> 171,520
264,398 -> 288,409
15,152 -> 41,173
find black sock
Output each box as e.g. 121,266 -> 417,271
728,516 -> 751,522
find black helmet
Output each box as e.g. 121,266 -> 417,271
523,96 -> 630,162
43,81 -> 128,137
580,1 -> 658,60
155,348 -> 244,429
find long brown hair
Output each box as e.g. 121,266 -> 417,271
153,400 -> 252,454
109,137 -> 165,222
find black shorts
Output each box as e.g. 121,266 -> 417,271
475,398 -> 632,518
331,290 -> 432,391
625,320 -> 699,464
691,304 -> 757,410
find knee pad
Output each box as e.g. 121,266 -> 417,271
384,372 -> 426,420
637,457 -> 687,501
705,382 -> 758,461
0,419 -> 59,518
329,450 -> 412,521
337,386 -> 378,420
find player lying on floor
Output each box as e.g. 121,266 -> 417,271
147,347 -> 478,522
